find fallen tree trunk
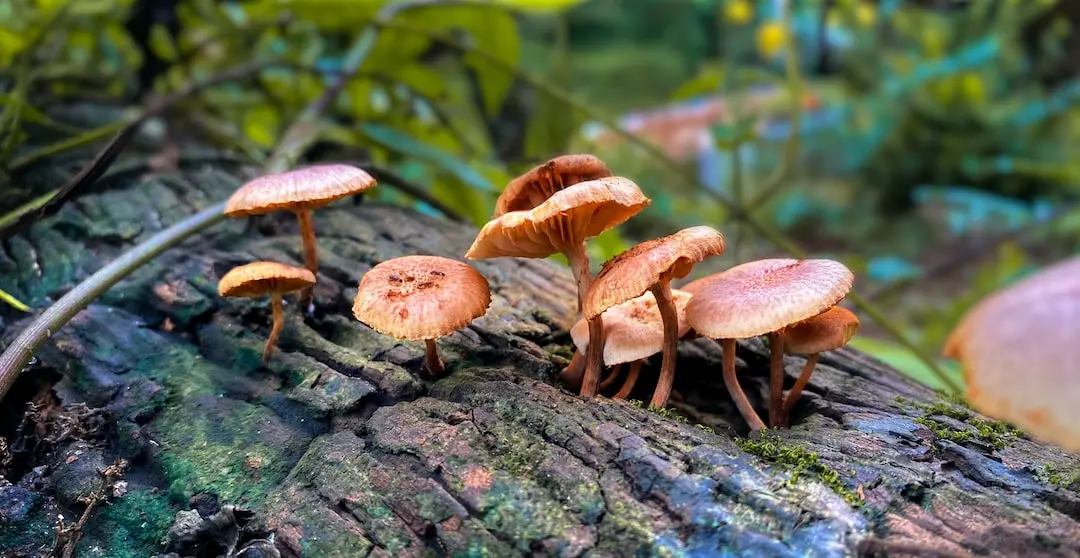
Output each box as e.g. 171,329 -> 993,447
2,161 -> 1080,558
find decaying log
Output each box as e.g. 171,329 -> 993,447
2,161 -> 1080,558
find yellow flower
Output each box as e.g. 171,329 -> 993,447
724,0 -> 753,25
756,22 -> 787,59
959,72 -> 986,103
854,2 -> 876,26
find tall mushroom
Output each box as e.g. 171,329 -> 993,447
466,177 -> 651,395
683,259 -> 853,430
583,226 -> 725,404
570,290 -> 693,399
352,255 -> 491,376
944,255 -> 1080,452
780,305 -> 860,426
225,164 -> 377,309
218,261 -> 316,364
494,154 -> 612,216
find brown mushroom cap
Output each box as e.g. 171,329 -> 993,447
583,226 -> 725,320
225,164 -> 377,217
944,255 -> 1080,452
494,154 -> 612,216
784,306 -> 860,354
218,262 -> 316,298
465,177 -> 650,260
570,290 -> 693,366
352,255 -> 491,340
684,258 -> 853,340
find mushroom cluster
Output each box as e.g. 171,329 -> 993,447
215,154 -> 859,433
468,155 -> 859,431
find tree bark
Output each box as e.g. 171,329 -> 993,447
2,161 -> 1080,557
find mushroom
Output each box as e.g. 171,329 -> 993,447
466,176 -> 651,395
352,255 -> 491,376
944,255 -> 1080,452
683,258 -> 853,430
583,226 -> 725,404
225,164 -> 378,308
570,290 -> 693,399
780,305 -> 860,426
494,154 -> 612,216
218,261 -> 316,364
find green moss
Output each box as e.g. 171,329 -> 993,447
1035,464 -> 1080,491
645,404 -> 689,423
736,430 -> 863,506
695,424 -> 715,434
82,489 -> 176,557
908,398 -> 1021,450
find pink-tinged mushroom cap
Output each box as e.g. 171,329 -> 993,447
570,290 -> 693,365
784,305 -> 860,354
944,255 -> 1080,452
225,164 -> 377,216
683,258 -> 854,340
583,226 -> 725,320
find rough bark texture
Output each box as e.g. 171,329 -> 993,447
2,162 -> 1080,558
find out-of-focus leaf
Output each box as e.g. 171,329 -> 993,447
524,89 -> 580,158
240,0 -> 384,30
671,65 -> 724,101
459,7 -> 520,115
148,23 -> 179,63
242,104 -> 281,148
848,336 -> 965,392
358,122 -> 496,193
0,28 -> 29,65
589,228 -> 630,264
482,0 -> 586,12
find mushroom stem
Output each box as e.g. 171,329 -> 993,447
615,360 -> 643,399
558,349 -> 585,390
721,338 -> 766,432
600,362 -> 625,391
295,209 -> 319,309
424,338 -> 445,376
768,331 -> 787,428
263,293 -> 285,364
781,353 -> 819,425
648,280 -> 679,409
580,316 -> 606,397
565,242 -> 606,397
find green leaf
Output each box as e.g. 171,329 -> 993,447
524,88 -> 580,158
358,123 -> 496,193
671,64 -> 724,101
148,23 -> 179,63
588,228 -> 630,264
483,0 -> 587,13
848,336 -> 965,392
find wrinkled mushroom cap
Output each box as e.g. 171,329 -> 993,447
352,255 -> 491,340
944,256 -> 1080,452
784,305 -> 860,354
570,290 -> 692,366
684,258 -> 853,340
583,226 -> 725,319
225,164 -> 377,217
495,154 -> 612,216
218,261 -> 316,298
466,177 -> 650,260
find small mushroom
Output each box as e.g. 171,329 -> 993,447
218,261 -> 316,364
467,176 -> 651,395
780,305 -> 860,426
569,290 -> 693,399
582,226 -> 725,403
225,164 -> 378,308
683,259 -> 853,430
352,255 -> 491,376
494,154 -> 612,216
944,255 -> 1080,452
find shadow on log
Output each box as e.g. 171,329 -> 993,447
2,162 -> 1080,557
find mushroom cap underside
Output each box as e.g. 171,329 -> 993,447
571,290 -> 692,366
494,154 -> 612,216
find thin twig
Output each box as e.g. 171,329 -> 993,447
365,165 -> 467,222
